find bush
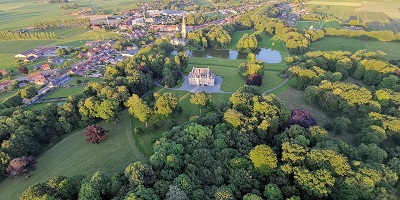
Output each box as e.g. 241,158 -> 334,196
323,123 -> 334,131
189,115 -> 200,122
148,123 -> 159,131
134,127 -> 143,136
165,118 -> 176,130
76,79 -> 82,84
246,73 -> 263,86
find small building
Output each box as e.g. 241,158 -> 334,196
0,80 -> 11,92
0,69 -> 7,75
50,75 -> 70,87
170,38 -> 187,46
122,48 -> 138,57
41,63 -> 51,71
48,56 -> 64,65
188,67 -> 215,86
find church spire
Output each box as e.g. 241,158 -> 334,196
181,15 -> 187,38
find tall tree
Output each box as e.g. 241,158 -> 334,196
155,93 -> 179,116
190,91 -> 212,116
126,94 -> 152,127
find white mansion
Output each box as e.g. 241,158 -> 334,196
188,67 -> 215,86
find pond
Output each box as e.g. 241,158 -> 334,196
173,48 -> 282,63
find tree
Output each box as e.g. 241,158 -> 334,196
249,144 -> 277,176
264,184 -> 283,200
333,117 -> 351,134
155,93 -> 179,116
85,124 -> 107,144
18,66 -> 28,74
246,73 -> 263,86
124,162 -> 156,187
190,91 -> 212,116
126,94 -> 152,126
21,86 -> 37,99
287,109 -> 317,128
243,193 -> 263,200
6,156 -> 36,177
165,185 -> 189,200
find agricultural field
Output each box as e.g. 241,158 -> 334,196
45,86 -> 85,99
0,110 -> 146,200
0,0 -> 143,30
322,21 -> 341,29
309,37 -> 400,60
306,0 -> 400,32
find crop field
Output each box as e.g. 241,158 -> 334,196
309,37 -> 400,60
0,0 -> 144,30
306,0 -> 400,32
0,110 -> 146,200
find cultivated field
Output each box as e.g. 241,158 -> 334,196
0,110 -> 146,200
309,37 -> 400,60
306,0 -> 400,32
296,21 -> 321,30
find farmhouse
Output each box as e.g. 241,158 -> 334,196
188,67 -> 215,86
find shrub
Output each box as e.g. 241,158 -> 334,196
134,127 -> 143,136
246,73 -> 263,86
287,109 -> 317,128
148,123 -> 159,131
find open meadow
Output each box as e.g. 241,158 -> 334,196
309,37 -> 400,60
45,86 -> 85,99
0,110 -> 146,200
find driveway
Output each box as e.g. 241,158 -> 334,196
154,76 -> 233,94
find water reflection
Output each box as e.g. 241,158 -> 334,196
172,48 -> 282,63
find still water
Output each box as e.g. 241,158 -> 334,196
173,48 -> 282,63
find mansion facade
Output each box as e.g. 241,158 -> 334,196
188,67 -> 215,86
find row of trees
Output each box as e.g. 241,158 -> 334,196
187,25 -> 232,49
20,85 -> 400,199
325,28 -> 400,42
0,30 -> 57,41
33,18 -> 90,29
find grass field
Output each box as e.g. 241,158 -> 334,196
45,86 -> 85,99
29,101 -> 65,111
188,57 -> 287,92
0,91 -> 16,101
322,21 -> 341,29
309,37 -> 400,60
297,21 -> 321,30
0,110 -> 146,200
67,76 -> 103,85
278,87 -> 358,145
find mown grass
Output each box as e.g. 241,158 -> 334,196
0,91 -> 16,101
45,86 -> 85,99
309,37 -> 400,60
67,76 -> 103,85
297,21 -> 321,31
0,110 -> 146,200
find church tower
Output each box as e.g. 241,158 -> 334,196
181,15 -> 187,38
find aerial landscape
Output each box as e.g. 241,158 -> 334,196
1,0 -> 400,199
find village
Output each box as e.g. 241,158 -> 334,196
0,3 -> 255,107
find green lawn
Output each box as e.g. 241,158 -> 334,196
297,21 -> 321,31
0,91 -> 16,101
29,101 -> 65,111
67,76 -> 103,85
322,21 -> 341,29
45,86 -> 85,99
309,37 -> 400,60
0,110 -> 146,200
228,30 -> 255,50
